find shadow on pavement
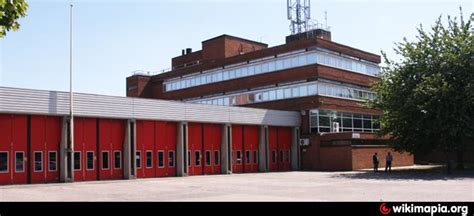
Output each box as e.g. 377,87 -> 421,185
332,165 -> 474,181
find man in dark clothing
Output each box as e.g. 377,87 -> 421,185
372,153 -> 379,172
385,152 -> 393,172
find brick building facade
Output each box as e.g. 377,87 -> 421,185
126,29 -> 414,171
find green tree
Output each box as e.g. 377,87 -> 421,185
0,0 -> 28,38
371,8 -> 474,173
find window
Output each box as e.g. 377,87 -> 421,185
262,91 -> 269,101
214,151 -> 219,165
292,87 -> 300,97
236,150 -> 242,164
311,109 -> 381,134
245,151 -> 250,164
272,150 -> 276,164
291,56 -> 299,67
102,151 -> 109,170
307,53 -> 317,64
15,152 -> 24,172
283,58 -> 292,68
253,151 -> 258,164
188,151 -> 191,166
268,61 -> 276,71
276,60 -> 283,70
146,151 -> 153,168
157,151 -> 164,168
34,151 -> 43,172
86,151 -> 94,170
284,88 -> 292,98
286,150 -> 291,162
241,67 -> 248,77
205,151 -> 211,166
114,151 -> 121,169
308,84 -> 317,95
136,151 -> 142,168
269,90 -> 276,100
195,151 -> 201,166
261,63 -> 269,73
299,85 -> 308,96
279,150 -> 284,163
254,64 -> 262,74
248,66 -> 255,76
299,55 -> 307,65
0,152 -> 8,173
168,151 -> 175,167
276,89 -> 284,100
74,151 -> 81,171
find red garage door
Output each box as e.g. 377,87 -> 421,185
278,127 -> 292,171
231,125 -> 243,173
155,121 -> 177,177
30,115 -> 61,184
98,119 -> 124,180
136,120 -> 155,178
187,123 -> 203,176
203,123 -> 221,175
232,125 -> 259,173
0,114 -> 28,185
73,117 -> 98,181
269,126 -> 292,172
243,125 -> 259,173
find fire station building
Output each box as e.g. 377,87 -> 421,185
126,29 -> 414,171
0,29 -> 414,186
0,87 -> 300,185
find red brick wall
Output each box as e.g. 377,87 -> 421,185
319,145 -> 353,171
352,146 -> 414,170
172,50 -> 203,68
126,75 -> 152,98
300,135 -> 321,170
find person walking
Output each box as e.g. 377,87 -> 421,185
372,153 -> 379,173
385,152 -> 393,172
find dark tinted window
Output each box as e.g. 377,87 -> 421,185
0,152 -> 8,172
15,152 -> 24,172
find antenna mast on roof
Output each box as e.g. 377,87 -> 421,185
287,0 -> 311,35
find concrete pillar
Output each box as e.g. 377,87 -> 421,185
59,116 -> 70,183
123,119 -> 136,179
176,122 -> 188,177
291,127 -> 300,170
258,125 -> 269,172
221,124 -> 232,174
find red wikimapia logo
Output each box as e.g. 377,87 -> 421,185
380,203 -> 392,215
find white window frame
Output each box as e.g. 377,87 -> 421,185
146,150 -> 153,169
236,150 -> 242,165
168,150 -> 175,167
113,151 -> 122,170
214,150 -> 220,166
0,151 -> 9,173
205,150 -> 211,167
15,151 -> 25,173
101,151 -> 110,170
86,151 -> 95,171
33,151 -> 43,172
157,151 -> 164,168
73,151 -> 81,171
195,150 -> 201,167
136,151 -> 142,169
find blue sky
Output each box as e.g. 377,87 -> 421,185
0,0 -> 471,96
